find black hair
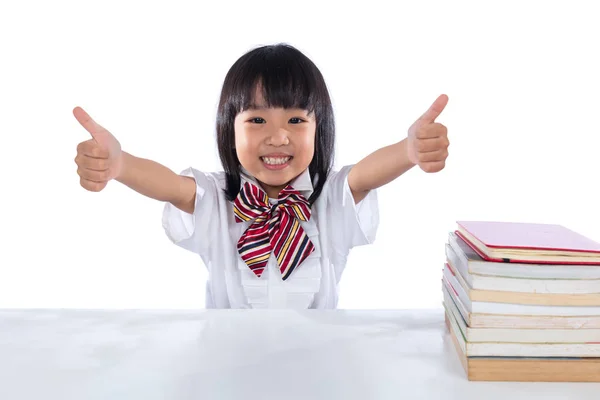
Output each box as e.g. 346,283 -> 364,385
216,43 -> 335,205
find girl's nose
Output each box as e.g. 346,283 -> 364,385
267,128 -> 290,146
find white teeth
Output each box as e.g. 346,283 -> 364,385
262,156 -> 290,165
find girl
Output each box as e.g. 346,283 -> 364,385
73,43 -> 450,309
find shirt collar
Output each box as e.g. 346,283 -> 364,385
239,167 -> 314,198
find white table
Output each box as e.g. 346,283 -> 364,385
1,309 -> 598,399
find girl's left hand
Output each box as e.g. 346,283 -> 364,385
406,94 -> 450,173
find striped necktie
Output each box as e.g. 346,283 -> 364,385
233,181 -> 315,281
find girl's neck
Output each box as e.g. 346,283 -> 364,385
259,182 -> 287,199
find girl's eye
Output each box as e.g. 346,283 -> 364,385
289,118 -> 304,124
250,117 -> 266,124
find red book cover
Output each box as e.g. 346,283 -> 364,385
455,221 -> 600,265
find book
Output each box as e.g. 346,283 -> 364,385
446,242 -> 600,293
443,289 -> 600,343
448,231 -> 600,280
445,316 -> 600,382
442,274 -> 600,316
455,221 -> 600,264
445,302 -> 600,357
442,283 -> 600,329
444,262 -> 600,306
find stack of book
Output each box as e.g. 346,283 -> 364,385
443,220 -> 600,382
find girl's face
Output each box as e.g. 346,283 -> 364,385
234,97 -> 316,198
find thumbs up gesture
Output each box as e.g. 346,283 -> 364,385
407,94 -> 450,173
73,107 -> 123,191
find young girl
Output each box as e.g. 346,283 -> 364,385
73,43 -> 450,309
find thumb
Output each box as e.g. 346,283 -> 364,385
417,94 -> 449,124
72,106 -> 114,149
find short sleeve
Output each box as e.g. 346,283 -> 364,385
325,165 -> 379,252
161,168 -> 220,256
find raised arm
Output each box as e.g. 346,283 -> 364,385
73,107 -> 196,214
347,94 -> 450,203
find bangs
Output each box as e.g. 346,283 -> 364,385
230,47 -> 320,115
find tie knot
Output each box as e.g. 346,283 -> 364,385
233,182 -> 311,223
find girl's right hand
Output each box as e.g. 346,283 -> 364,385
73,107 -> 123,192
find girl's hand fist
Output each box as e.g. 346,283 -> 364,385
73,107 -> 123,192
407,94 -> 450,173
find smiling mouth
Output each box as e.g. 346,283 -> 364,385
260,156 -> 292,165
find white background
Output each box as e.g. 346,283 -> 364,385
1,0 -> 598,309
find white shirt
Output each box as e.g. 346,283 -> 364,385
161,165 -> 379,309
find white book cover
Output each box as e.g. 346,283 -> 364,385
445,302 -> 600,357
443,288 -> 600,343
442,268 -> 600,316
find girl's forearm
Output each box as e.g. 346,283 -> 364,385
348,138 -> 415,199
116,152 -> 196,213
